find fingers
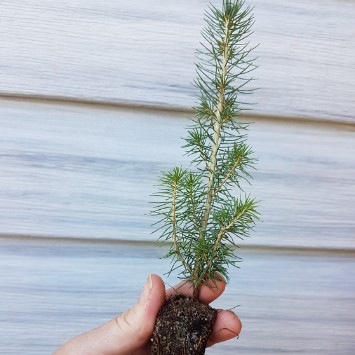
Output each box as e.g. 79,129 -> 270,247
165,276 -> 241,348
54,274 -> 165,355
166,275 -> 226,304
207,310 -> 242,347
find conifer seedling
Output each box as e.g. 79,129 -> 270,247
151,1 -> 258,354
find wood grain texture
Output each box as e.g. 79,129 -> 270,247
1,239 -> 354,354
1,97 -> 354,249
1,0 -> 355,121
1,3 -> 354,353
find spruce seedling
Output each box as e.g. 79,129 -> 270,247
151,1 -> 258,353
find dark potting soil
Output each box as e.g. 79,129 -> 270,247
151,295 -> 217,355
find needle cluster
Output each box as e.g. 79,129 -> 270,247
152,0 -> 259,298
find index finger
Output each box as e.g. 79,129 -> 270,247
165,275 -> 226,304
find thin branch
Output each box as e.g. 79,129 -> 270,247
204,203 -> 252,275
188,181 -> 200,230
171,181 -> 193,275
213,155 -> 242,197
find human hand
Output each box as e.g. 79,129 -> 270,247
54,274 -> 241,355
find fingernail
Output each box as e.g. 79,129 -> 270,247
138,275 -> 153,303
148,274 -> 153,290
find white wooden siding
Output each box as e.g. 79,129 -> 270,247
1,0 -> 355,121
1,239 -> 355,355
1,1 -> 355,354
1,98 -> 354,249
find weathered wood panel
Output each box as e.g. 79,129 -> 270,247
1,239 -> 354,354
1,0 -> 354,121
1,98 -> 354,249
1,3 -> 354,354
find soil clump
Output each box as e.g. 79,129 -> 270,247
151,295 -> 217,355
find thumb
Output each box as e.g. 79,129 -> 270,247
54,274 -> 165,355
114,274 -> 165,353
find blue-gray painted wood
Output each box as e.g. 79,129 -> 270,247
1,0 -> 355,121
1,98 -> 354,249
1,2 -> 355,353
1,239 -> 354,354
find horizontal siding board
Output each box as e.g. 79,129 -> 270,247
1,240 -> 354,354
1,98 -> 354,249
1,0 -> 355,121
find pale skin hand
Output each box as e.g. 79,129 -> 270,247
54,274 -> 242,355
